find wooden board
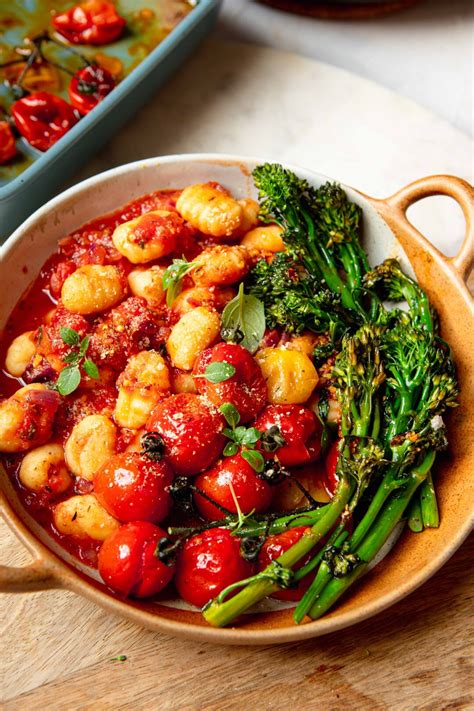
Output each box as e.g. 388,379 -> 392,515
1,42 -> 473,709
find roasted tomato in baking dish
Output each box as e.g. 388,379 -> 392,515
69,65 -> 116,115
52,0 -> 126,45
11,92 -> 78,151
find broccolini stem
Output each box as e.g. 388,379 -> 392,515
419,471 -> 440,528
203,474 -> 353,628
308,451 -> 435,620
407,495 -> 424,533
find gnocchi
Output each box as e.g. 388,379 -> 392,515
64,414 -> 117,481
192,246 -> 251,287
114,350 -> 171,429
61,265 -> 126,315
5,331 -> 36,377
255,347 -> 319,404
19,443 -> 72,494
0,385 -> 60,453
241,224 -> 285,254
166,306 -> 221,370
127,266 -> 166,307
112,210 -> 183,264
237,198 -> 260,235
176,182 -> 244,238
172,286 -> 235,317
53,494 -> 120,540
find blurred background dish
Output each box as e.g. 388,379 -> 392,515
258,0 -> 423,19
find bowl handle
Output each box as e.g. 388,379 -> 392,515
0,558 -> 60,593
381,175 -> 474,284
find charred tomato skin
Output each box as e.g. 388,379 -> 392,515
69,65 -> 116,115
175,527 -> 255,608
258,526 -> 312,601
325,440 -> 340,497
194,453 -> 272,521
98,521 -> 174,598
255,404 -> 322,467
146,393 -> 225,476
94,452 -> 173,523
11,92 -> 78,151
193,343 -> 267,423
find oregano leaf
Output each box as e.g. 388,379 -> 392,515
221,283 -> 266,354
56,365 -> 81,396
60,326 -> 80,346
241,449 -> 265,473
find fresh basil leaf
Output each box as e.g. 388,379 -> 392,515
221,283 -> 265,354
63,351 -> 80,365
241,449 -> 265,473
60,327 -> 80,347
83,359 -> 99,380
162,259 -> 194,307
241,427 -> 262,447
199,361 -> 236,384
223,441 -> 239,457
79,336 -> 90,358
56,365 -> 81,396
219,402 -> 240,429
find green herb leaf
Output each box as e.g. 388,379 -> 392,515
198,361 -> 236,384
232,426 -> 248,443
60,326 -> 80,347
79,336 -> 90,358
223,441 -> 239,457
241,449 -> 265,473
219,402 -> 241,429
110,655 -> 127,662
162,259 -> 194,307
221,283 -> 266,354
241,427 -> 262,447
56,365 -> 81,396
83,359 -> 99,380
63,351 -> 80,365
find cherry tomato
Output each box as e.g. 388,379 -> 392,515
98,522 -> 174,597
325,440 -> 340,496
53,0 -> 126,46
258,526 -> 313,601
11,92 -> 78,152
0,121 -> 16,164
193,343 -> 267,423
94,452 -> 173,523
146,393 -> 225,476
69,65 -> 116,115
175,527 -> 254,608
49,261 -> 77,299
194,453 -> 272,521
254,404 -> 322,467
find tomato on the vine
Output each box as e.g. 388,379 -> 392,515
69,65 -> 116,115
258,526 -> 313,601
146,393 -> 225,476
255,404 -> 322,467
53,0 -> 126,46
98,522 -> 174,598
0,121 -> 16,164
94,452 -> 173,523
11,92 -> 78,151
175,527 -> 255,608
194,453 -> 273,521
193,343 -> 267,423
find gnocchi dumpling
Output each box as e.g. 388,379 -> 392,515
255,347 -> 319,404
112,210 -> 184,264
191,246 -> 252,288
61,265 -> 126,315
64,414 -> 117,481
127,266 -> 166,307
172,286 -> 235,317
237,198 -> 260,235
176,182 -> 244,238
5,331 -> 36,377
241,224 -> 285,254
114,350 -> 171,429
53,494 -> 119,540
166,306 -> 221,371
19,443 -> 72,495
0,385 -> 60,453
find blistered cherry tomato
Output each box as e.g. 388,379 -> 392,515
146,393 -> 225,476
175,527 -> 254,608
325,440 -> 340,496
0,121 -> 16,164
69,65 -> 115,115
53,0 -> 126,45
11,92 -> 78,151
258,526 -> 313,601
193,343 -> 267,423
255,404 -> 322,467
94,452 -> 173,523
98,522 -> 174,597
194,453 -> 272,521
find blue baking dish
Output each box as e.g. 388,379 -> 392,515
0,0 -> 221,241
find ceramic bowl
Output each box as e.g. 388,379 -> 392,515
0,154 -> 473,644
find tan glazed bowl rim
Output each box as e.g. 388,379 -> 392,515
1,154 -> 473,645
